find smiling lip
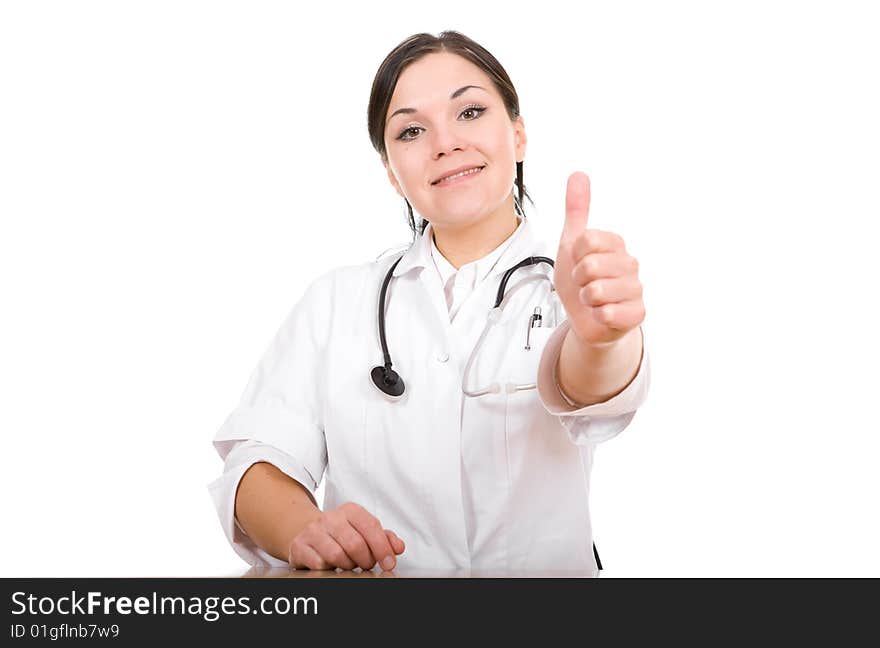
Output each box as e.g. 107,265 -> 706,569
432,165 -> 485,186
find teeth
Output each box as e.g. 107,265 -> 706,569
437,166 -> 482,183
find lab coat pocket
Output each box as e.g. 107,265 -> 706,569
501,324 -> 555,390
502,324 -> 556,443
503,325 -> 576,497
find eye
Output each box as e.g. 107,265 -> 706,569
395,104 -> 488,141
460,104 -> 487,120
397,126 -> 424,141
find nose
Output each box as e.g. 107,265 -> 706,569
430,122 -> 466,160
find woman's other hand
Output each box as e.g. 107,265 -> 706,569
287,502 -> 406,571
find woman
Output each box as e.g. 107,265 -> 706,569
209,31 -> 649,576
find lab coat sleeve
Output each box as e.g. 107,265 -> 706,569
207,440 -> 319,568
536,319 -> 650,446
208,272 -> 333,567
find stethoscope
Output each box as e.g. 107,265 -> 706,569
370,255 -> 555,401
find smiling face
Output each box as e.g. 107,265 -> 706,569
382,51 -> 526,234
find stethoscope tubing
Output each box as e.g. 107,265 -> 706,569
372,254 -> 555,400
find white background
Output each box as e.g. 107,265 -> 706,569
1,1 -> 878,577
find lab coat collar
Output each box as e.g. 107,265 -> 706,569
430,216 -> 525,289
392,215 -> 541,279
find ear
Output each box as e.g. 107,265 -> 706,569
513,115 -> 527,163
383,157 -> 405,198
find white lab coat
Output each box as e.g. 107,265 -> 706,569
209,217 -> 650,576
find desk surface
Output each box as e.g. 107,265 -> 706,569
240,567 -> 596,578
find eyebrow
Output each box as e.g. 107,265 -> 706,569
388,85 -> 487,122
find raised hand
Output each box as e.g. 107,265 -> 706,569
553,172 -> 645,347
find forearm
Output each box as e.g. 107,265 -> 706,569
234,462 -> 323,563
556,325 -> 643,407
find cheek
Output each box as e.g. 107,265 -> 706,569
485,133 -> 517,172
392,150 -> 427,193
488,144 -> 517,188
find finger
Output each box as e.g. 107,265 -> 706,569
570,229 -> 626,265
385,529 -> 406,555
591,300 -> 646,331
578,276 -> 643,308
571,253 -> 638,286
289,541 -> 332,571
310,530 -> 358,570
562,172 -> 591,239
326,518 -> 376,570
349,510 -> 399,571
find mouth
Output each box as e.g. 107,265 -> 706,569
431,165 -> 486,187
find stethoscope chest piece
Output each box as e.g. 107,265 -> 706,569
370,364 -> 406,400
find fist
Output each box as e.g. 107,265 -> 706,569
553,172 -> 645,346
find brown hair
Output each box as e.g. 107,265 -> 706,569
367,30 -> 535,239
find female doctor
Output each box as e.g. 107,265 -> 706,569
209,31 -> 650,576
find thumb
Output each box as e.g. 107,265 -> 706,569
563,171 -> 591,240
385,529 -> 405,555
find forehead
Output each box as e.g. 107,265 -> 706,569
388,52 -> 496,113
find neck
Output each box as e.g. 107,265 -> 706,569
431,195 -> 520,269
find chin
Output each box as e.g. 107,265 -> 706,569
426,196 -> 506,227
427,209 -> 490,231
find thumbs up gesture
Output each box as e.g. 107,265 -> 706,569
554,172 -> 645,347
